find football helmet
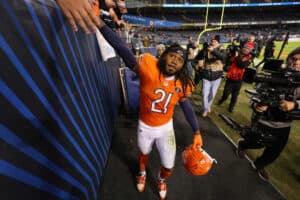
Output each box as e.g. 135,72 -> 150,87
182,145 -> 216,176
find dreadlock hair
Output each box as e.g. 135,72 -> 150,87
157,43 -> 194,94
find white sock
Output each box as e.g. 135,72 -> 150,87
139,170 -> 146,176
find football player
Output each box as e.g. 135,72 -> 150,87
98,20 -> 203,200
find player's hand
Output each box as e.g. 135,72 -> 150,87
56,0 -> 100,34
192,131 -> 203,148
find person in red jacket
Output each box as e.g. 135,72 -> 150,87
217,42 -> 253,112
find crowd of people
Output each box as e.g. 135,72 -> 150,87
55,1 -> 299,199
99,25 -> 300,198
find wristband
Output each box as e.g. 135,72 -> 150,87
194,130 -> 201,135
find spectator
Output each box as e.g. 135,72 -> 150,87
142,35 -> 150,47
186,40 -> 199,78
195,35 -> 227,117
156,44 -> 165,59
108,2 -> 127,29
99,0 -> 127,30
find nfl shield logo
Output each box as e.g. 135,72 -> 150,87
175,87 -> 182,93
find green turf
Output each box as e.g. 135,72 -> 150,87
191,41 -> 300,200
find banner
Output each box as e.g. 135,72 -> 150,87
122,14 -> 182,28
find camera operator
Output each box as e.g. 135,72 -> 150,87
217,42 -> 253,112
236,47 -> 300,182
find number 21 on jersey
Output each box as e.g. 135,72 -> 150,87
151,89 -> 173,114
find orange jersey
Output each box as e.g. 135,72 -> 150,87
138,53 -> 193,126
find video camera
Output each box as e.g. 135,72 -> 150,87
245,58 -> 300,120
219,114 -> 278,146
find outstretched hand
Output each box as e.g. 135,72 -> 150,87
192,131 -> 203,148
56,0 -> 100,34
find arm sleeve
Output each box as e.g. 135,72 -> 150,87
179,99 -> 199,132
99,25 -> 137,69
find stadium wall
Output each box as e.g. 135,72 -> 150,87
0,1 -> 121,200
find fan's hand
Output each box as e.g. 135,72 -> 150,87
56,0 -> 100,33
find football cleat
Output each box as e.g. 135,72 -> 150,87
157,179 -> 167,200
182,145 -> 216,176
136,173 -> 146,192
